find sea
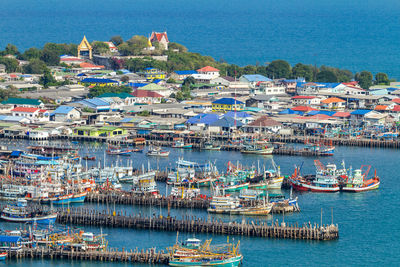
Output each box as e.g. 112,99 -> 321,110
0,139 -> 399,266
1,0 -> 400,78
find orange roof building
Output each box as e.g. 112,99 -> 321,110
150,32 -> 169,50
374,105 -> 388,111
321,97 -> 345,104
320,97 -> 346,110
196,66 -> 220,77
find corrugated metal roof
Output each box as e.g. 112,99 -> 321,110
212,98 -> 244,105
52,105 -> 75,114
241,74 -> 270,82
186,114 -> 219,125
211,117 -> 243,127
81,78 -> 118,84
350,109 -> 372,115
175,70 -> 197,75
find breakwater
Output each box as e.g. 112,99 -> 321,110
7,247 -> 169,264
56,208 -> 338,240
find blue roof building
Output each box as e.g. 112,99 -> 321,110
351,109 -> 372,115
212,98 -> 245,113
239,74 -> 271,84
51,105 -> 81,122
174,70 -> 197,75
79,78 -> 119,86
79,98 -> 111,111
210,117 -> 243,130
186,114 -> 219,125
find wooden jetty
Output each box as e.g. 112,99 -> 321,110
8,246 -> 169,264
86,191 -> 210,209
56,207 -> 338,241
85,191 -> 298,213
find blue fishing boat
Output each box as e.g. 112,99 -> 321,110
168,238 -> 242,267
0,199 -> 57,224
0,252 -> 6,260
70,191 -> 87,203
50,194 -> 73,205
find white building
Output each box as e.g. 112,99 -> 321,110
11,107 -> 50,122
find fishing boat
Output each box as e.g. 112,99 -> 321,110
170,186 -> 201,199
172,139 -> 193,149
204,142 -> 221,151
146,146 -> 170,157
239,189 -> 264,200
1,199 -> 57,224
50,193 -> 74,205
0,252 -> 6,260
304,139 -> 335,156
341,166 -> 380,192
106,145 -> 133,156
168,238 -> 242,267
70,191 -> 87,203
133,175 -> 159,196
224,182 -> 249,192
81,231 -> 107,251
0,236 -> 22,252
289,160 -> 343,192
233,202 -> 274,216
208,195 -> 240,213
240,138 -> 274,155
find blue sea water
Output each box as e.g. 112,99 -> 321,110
0,139 -> 399,266
1,0 -> 400,78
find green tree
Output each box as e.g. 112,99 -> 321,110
125,35 -> 149,55
40,48 -> 59,65
92,41 -> 110,55
292,63 -> 314,81
88,85 -> 132,98
183,76 -> 196,86
167,77 -> 176,83
5,44 -> 18,55
242,65 -> 257,74
175,91 -> 184,101
355,71 -> 373,89
0,57 -> 19,72
316,70 -> 338,83
168,42 -> 188,52
39,70 -> 57,88
265,60 -> 291,79
23,59 -> 48,74
110,35 -> 123,46
375,72 -> 390,85
20,47 -> 42,61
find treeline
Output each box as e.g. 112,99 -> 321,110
0,43 -> 77,75
0,35 -> 395,90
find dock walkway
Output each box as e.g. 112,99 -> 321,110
8,247 -> 169,264
56,208 -> 338,241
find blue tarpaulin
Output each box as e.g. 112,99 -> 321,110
10,151 -> 23,157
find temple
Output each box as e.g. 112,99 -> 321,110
77,36 -> 92,59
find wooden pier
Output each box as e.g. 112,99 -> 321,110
7,246 -> 169,264
85,191 -> 298,213
86,191 -> 210,209
56,207 -> 338,241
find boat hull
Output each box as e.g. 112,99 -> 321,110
0,213 -> 57,224
290,180 -> 340,192
342,181 -> 380,192
169,255 -> 242,266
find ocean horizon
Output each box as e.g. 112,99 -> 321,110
1,0 -> 400,77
